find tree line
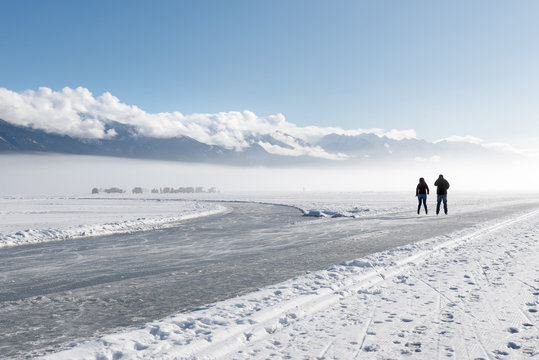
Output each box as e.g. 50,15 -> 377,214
91,186 -> 218,194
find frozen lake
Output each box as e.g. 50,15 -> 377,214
1,199 -> 538,358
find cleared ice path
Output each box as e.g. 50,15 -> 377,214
1,201 -> 538,359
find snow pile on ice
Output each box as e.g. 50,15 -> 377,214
0,197 -> 227,248
44,208 -> 539,359
302,206 -> 372,217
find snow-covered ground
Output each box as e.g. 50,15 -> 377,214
11,192 -> 532,360
2,192 -> 538,359
174,191 -> 539,218
43,206 -> 539,359
0,196 -> 227,248
2,191 -> 534,248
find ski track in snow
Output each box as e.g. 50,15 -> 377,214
44,207 -> 539,359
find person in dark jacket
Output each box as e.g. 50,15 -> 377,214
434,174 -> 450,215
416,177 -> 429,215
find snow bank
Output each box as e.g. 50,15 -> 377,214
0,196 -> 227,248
44,207 -> 539,359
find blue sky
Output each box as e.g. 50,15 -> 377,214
1,0 -> 539,147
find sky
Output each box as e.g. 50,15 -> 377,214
1,1 -> 539,148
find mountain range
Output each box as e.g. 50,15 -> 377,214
0,118 -> 513,165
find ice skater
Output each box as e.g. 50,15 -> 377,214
416,177 -> 429,214
434,174 -> 450,215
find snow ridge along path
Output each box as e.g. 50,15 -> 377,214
0,198 -> 227,248
45,207 -> 539,359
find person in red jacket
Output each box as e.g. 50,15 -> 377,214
416,177 -> 429,215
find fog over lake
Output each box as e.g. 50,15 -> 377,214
1,153 -> 536,195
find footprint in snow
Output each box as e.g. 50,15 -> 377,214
494,350 -> 510,356
363,344 -> 380,352
441,312 -> 454,322
405,342 -> 422,352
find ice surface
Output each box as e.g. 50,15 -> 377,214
43,204 -> 539,359
0,192 -> 537,359
174,190 -> 539,218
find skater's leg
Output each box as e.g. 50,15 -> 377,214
418,194 -> 426,214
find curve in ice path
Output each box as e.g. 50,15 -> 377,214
45,207 -> 539,360
0,203 -> 229,248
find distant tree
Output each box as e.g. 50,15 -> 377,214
151,188 -> 159,194
91,187 -> 99,194
132,187 -> 143,194
104,187 -> 125,194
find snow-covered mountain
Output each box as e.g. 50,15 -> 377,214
0,87 -> 525,165
315,133 -> 497,161
0,117 -> 514,165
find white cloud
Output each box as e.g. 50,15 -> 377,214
481,142 -> 524,155
258,141 -> 348,160
434,135 -> 484,144
434,135 -> 530,157
0,86 -> 416,159
521,148 -> 539,158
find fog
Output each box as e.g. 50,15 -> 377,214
0,154 -> 537,195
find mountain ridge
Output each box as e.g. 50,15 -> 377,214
0,118 -> 515,165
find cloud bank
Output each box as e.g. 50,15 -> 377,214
0,87 -> 415,159
2,86 -> 534,160
434,135 -> 530,156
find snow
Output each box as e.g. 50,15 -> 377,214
0,196 -> 227,248
0,191 -> 453,247
33,194 -> 539,359
175,190 -> 538,218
